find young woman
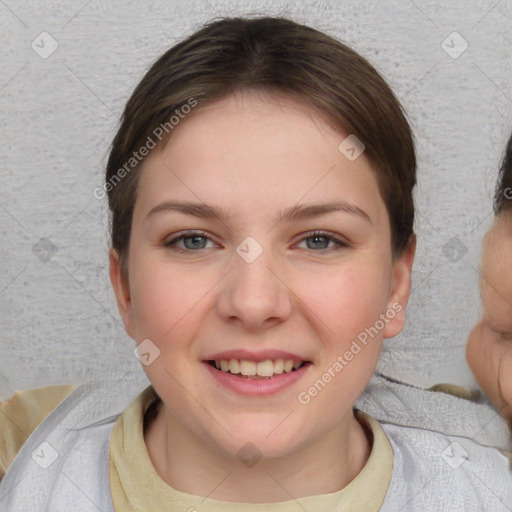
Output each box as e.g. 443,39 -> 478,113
1,16 -> 511,511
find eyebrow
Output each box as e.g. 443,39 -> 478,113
145,200 -> 372,224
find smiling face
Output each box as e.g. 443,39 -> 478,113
110,90 -> 414,464
467,213 -> 512,425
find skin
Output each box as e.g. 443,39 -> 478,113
466,212 -> 512,426
109,90 -> 415,503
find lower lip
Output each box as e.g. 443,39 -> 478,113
203,361 -> 312,396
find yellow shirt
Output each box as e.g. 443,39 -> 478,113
1,385 -> 393,511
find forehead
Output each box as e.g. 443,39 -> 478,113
158,91 -> 350,177
480,215 -> 512,326
135,91 -> 388,226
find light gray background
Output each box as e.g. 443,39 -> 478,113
1,0 -> 511,400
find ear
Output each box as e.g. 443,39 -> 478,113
383,235 -> 416,339
109,248 -> 135,339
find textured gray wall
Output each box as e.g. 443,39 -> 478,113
1,0 -> 511,400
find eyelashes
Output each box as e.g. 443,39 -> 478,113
296,231 -> 349,251
497,330 -> 512,342
484,321 -> 512,342
162,230 -> 349,254
163,231 -> 214,251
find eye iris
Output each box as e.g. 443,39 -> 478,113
308,235 -> 329,249
184,235 -> 206,249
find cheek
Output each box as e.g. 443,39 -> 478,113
467,323 -> 512,419
128,255 -> 212,342
303,263 -> 391,354
467,323 -> 497,395
128,244 -> 392,350
496,350 -> 512,421
466,323 -> 484,379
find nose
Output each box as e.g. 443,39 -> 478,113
217,242 -> 293,331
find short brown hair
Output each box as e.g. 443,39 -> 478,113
106,16 -> 416,278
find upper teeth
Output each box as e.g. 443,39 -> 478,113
214,359 -> 304,377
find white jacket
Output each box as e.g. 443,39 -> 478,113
0,373 -> 511,511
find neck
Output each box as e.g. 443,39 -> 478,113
144,401 -> 371,503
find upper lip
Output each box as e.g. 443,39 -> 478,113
204,349 -> 310,363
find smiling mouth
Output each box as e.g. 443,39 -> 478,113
206,359 -> 312,379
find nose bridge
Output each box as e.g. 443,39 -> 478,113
233,235 -> 278,300
219,235 -> 292,327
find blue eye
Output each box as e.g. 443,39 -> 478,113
163,230 -> 347,253
297,231 -> 348,251
163,231 -> 215,252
